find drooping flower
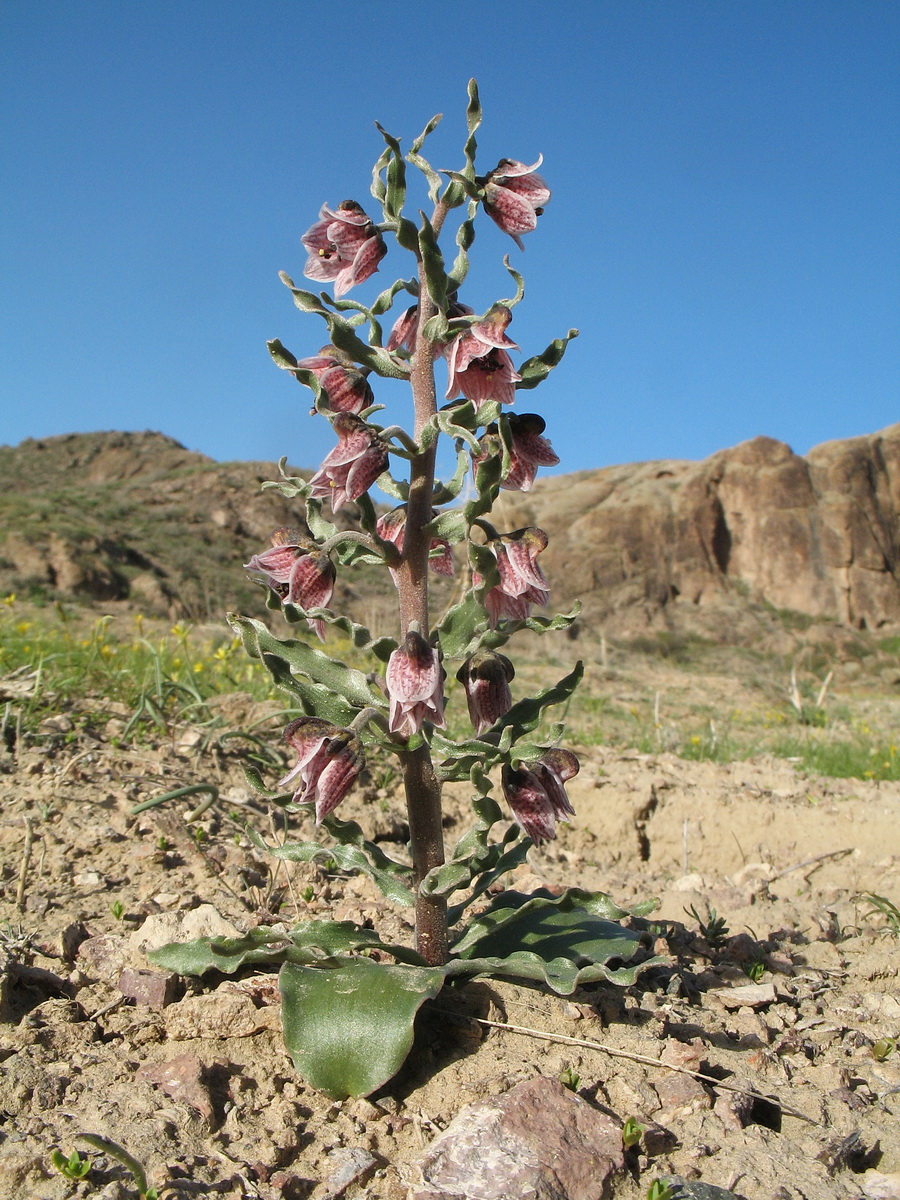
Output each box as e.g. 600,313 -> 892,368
294,349 -> 373,415
473,413 -> 559,492
301,200 -> 386,298
476,527 -> 550,627
278,717 -> 364,824
244,528 -> 335,641
482,157 -> 551,250
502,748 -> 579,844
385,631 -> 446,737
308,413 -> 389,513
502,413 -> 560,491
387,299 -> 474,358
385,305 -> 420,355
445,305 -> 521,406
375,506 -> 455,583
457,650 -> 515,736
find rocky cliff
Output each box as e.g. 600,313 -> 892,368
495,423 -> 900,632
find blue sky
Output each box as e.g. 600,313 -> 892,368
2,1 -> 898,483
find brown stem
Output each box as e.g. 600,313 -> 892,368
396,200 -> 450,966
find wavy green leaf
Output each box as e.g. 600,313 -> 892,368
418,213 -> 449,311
228,614 -> 383,710
516,328 -> 579,390
250,816 -> 416,908
448,887 -> 661,995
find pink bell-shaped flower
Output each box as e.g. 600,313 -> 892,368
308,413 -> 389,513
294,350 -> 374,415
476,527 -> 550,627
301,200 -> 386,298
457,650 -> 515,736
482,157 -> 551,250
244,529 -> 336,641
445,305 -> 521,406
385,631 -> 446,738
278,717 -> 365,824
502,748 -> 579,844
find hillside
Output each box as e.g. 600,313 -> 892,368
3,424 -> 900,636
0,431 -> 379,621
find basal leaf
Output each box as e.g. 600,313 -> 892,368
280,957 -> 446,1098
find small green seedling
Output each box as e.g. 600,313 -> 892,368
743,956 -> 766,983
622,1115 -> 646,1148
685,903 -> 729,948
856,892 -> 900,938
110,900 -> 125,922
50,1149 -> 91,1180
558,1065 -> 580,1091
873,1037 -> 896,1062
156,835 -> 169,851
78,1133 -> 158,1200
646,1180 -> 676,1200
301,885 -> 315,903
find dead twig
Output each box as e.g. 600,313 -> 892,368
771,847 -> 852,882
451,1013 -> 817,1125
15,817 -> 35,912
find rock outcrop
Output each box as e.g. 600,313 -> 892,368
495,423 -> 900,631
4,424 -> 900,632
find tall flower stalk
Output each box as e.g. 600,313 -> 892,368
150,82 -> 659,1102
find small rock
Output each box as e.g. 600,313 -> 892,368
136,1053 -> 214,1120
118,967 -> 177,1009
861,1169 -> 900,1199
417,1076 -> 624,1199
710,982 -> 776,1010
130,904 -> 241,955
319,1147 -> 377,1199
349,1098 -> 381,1123
72,870 -> 102,889
164,990 -> 272,1040
713,1083 -> 754,1130
39,714 -> 73,734
661,1037 -> 704,1071
77,934 -> 131,981
654,1072 -> 712,1113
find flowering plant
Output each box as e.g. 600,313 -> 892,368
150,83 -> 658,1099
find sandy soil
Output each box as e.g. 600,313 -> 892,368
1,699 -> 899,1200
